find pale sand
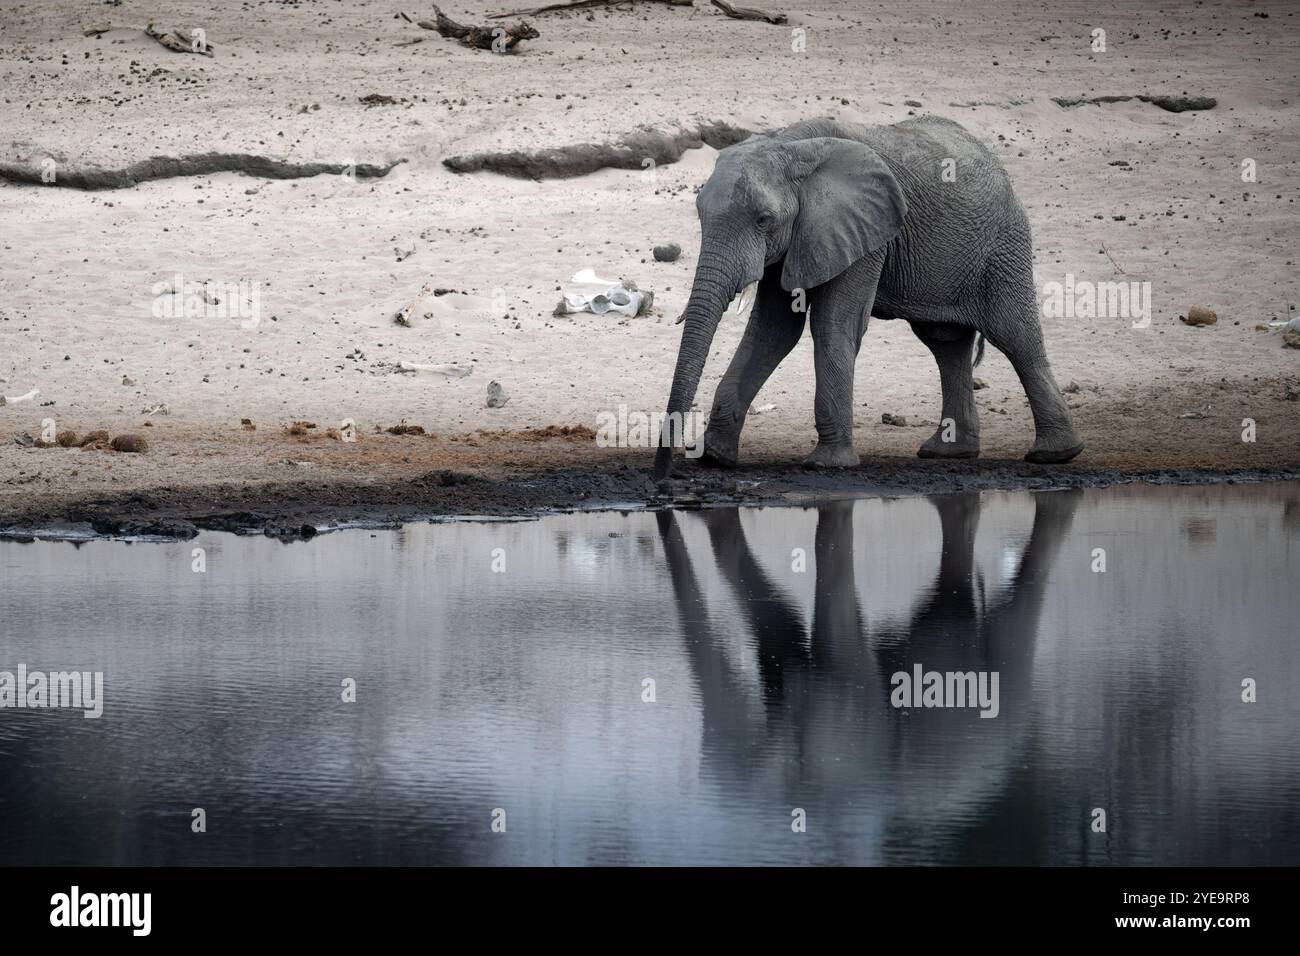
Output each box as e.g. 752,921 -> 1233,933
1,0 -> 1297,518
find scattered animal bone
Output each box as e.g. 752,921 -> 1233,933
398,361 -> 473,378
711,0 -> 787,24
145,22 -> 214,57
419,6 -> 539,52
395,283 -> 434,327
488,0 -> 692,17
0,388 -> 39,406
141,402 -> 170,416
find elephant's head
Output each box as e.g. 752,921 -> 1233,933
653,134 -> 907,480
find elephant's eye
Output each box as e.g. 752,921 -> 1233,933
756,212 -> 774,230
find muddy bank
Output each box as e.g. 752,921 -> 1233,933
3,461 -> 1297,542
0,154 -> 404,190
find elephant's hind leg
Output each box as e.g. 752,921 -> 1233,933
910,322 -> 981,459
702,264 -> 805,467
982,263 -> 1083,464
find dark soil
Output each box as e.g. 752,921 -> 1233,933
2,459 -> 1296,542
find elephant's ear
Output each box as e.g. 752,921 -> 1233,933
780,138 -> 906,292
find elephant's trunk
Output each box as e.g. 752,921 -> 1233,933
654,248 -> 737,481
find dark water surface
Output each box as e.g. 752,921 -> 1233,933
2,482 -> 1298,866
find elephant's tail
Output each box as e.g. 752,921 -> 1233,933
972,332 -> 985,368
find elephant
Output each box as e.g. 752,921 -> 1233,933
653,490 -> 1082,861
652,116 -> 1084,481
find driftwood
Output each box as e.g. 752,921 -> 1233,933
145,22 -> 215,56
488,0 -> 691,18
418,6 -> 539,51
710,0 -> 785,25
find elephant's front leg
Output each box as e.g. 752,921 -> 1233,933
702,263 -> 805,467
803,254 -> 885,469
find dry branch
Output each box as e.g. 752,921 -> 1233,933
710,0 -> 786,25
145,22 -> 215,56
418,5 -> 539,50
488,0 -> 691,18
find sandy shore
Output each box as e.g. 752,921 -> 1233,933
2,0 -> 1297,531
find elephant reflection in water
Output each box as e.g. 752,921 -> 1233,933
654,490 -> 1080,850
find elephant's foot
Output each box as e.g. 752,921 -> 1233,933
917,429 -> 980,460
1025,431 -> 1084,464
802,441 -> 860,469
698,428 -> 739,469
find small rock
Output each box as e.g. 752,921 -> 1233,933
13,432 -> 34,447
1062,379 -> 1101,394
241,418 -> 256,431
904,99 -> 923,107
652,243 -> 682,263
110,434 -> 148,453
972,377 -> 988,390
121,375 -> 136,386
881,413 -> 908,426
1182,306 -> 1218,327
486,381 -> 509,408
1284,384 -> 1300,402
1284,329 -> 1300,350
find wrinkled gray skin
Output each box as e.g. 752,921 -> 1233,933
653,116 -> 1083,480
